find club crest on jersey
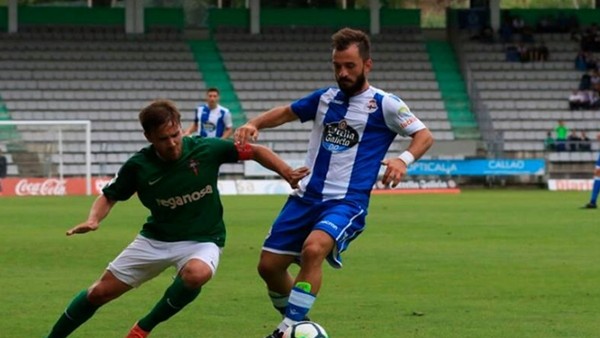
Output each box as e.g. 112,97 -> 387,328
202,122 -> 216,132
321,120 -> 359,153
188,159 -> 199,176
366,99 -> 378,113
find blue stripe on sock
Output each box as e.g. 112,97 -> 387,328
286,287 -> 315,321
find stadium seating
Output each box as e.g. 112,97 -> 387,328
460,32 -> 599,156
0,25 -> 458,178
0,26 -> 219,176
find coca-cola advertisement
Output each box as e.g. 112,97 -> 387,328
0,177 -> 113,196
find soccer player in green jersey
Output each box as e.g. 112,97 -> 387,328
45,99 -> 310,338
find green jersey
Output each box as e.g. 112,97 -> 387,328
102,136 -> 239,246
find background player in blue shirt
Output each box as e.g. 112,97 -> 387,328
235,27 -> 434,338
583,153 -> 600,209
184,87 -> 233,139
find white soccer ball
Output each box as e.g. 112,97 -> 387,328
283,321 -> 329,338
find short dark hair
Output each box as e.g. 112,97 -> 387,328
139,99 -> 181,134
331,27 -> 371,60
207,87 -> 220,95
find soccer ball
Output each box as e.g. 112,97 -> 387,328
283,321 -> 329,338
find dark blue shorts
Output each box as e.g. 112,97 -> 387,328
263,196 -> 367,268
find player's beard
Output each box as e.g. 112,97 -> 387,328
337,71 -> 367,97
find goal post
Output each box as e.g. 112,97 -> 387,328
0,120 -> 93,196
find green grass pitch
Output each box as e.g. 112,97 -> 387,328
1,190 -> 599,337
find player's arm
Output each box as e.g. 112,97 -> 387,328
381,128 -> 434,187
234,105 -> 298,144
221,110 -> 234,139
183,122 -> 198,136
65,194 -> 117,236
221,126 -> 233,139
380,95 -> 434,187
236,142 -> 309,189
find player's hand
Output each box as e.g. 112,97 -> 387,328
380,157 -> 408,188
66,220 -> 99,236
234,123 -> 259,145
285,166 -> 310,189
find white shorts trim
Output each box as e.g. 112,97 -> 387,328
108,235 -> 222,287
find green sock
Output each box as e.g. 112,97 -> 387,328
268,290 -> 289,315
137,276 -> 201,332
47,290 -> 100,338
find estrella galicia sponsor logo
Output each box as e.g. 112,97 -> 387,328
156,185 -> 213,209
321,120 -> 359,153
203,122 -> 216,132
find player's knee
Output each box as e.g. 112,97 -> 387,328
87,284 -> 117,305
301,242 -> 329,264
257,259 -> 277,279
180,268 -> 211,289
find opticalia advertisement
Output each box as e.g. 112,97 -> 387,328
406,159 -> 546,176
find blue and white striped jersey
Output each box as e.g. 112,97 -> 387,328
290,86 -> 427,206
193,104 -> 233,138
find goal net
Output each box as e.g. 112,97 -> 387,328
0,120 -> 93,196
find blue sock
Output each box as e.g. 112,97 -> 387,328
285,286 -> 316,322
590,178 -> 600,204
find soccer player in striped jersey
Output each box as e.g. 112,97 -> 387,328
234,27 -> 434,338
583,153 -> 600,209
184,87 -> 233,139
45,99 -> 309,338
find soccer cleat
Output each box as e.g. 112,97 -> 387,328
125,322 -> 150,338
264,329 -> 284,338
582,203 -> 597,209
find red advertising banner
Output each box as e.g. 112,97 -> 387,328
0,177 -> 113,196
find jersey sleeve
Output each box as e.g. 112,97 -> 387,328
102,160 -> 137,201
381,94 -> 427,137
223,108 -> 233,128
202,138 -> 239,164
290,88 -> 330,122
193,106 -> 200,124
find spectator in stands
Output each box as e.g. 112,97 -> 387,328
45,99 -> 309,338
579,72 -> 592,91
499,17 -> 514,44
184,87 -> 233,139
0,149 -> 6,193
505,44 -> 521,62
584,52 -> 598,70
589,90 -> 600,109
569,89 -> 590,110
582,151 -> 600,209
575,50 -> 589,71
579,131 -> 592,152
555,120 -> 568,151
590,69 -> 600,92
516,42 -> 530,62
512,15 -> 525,35
536,42 -> 549,61
477,25 -> 495,44
520,25 -> 536,44
536,15 -> 554,33
567,130 -> 582,151
234,27 -> 433,338
544,131 -> 555,151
